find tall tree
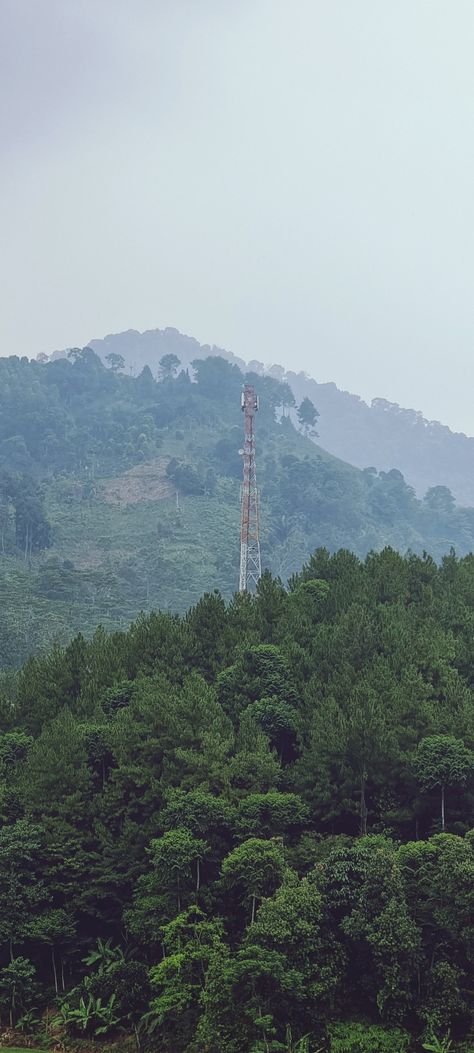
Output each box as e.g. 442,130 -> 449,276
414,735 -> 474,831
297,397 -> 319,436
221,838 -> 285,924
159,354 -> 181,380
105,352 -> 125,373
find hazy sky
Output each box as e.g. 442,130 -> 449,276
1,1 -> 474,433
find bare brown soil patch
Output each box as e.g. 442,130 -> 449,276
101,459 -> 175,505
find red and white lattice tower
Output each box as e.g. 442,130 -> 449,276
239,384 -> 262,593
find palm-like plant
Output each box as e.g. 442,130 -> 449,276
82,937 -> 124,974
250,1024 -> 324,1053
52,993 -> 120,1036
422,1036 -> 452,1053
285,1027 -> 324,1053
16,1007 -> 40,1033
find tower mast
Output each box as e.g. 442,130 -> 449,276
239,384 -> 262,593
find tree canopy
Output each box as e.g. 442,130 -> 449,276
0,548 -> 473,1048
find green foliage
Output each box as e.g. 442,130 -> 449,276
297,397 -> 319,436
83,936 -> 124,973
328,1021 -> 410,1053
159,353 -> 181,379
0,957 -> 37,1028
415,736 -> 474,792
85,959 -> 150,1023
15,1007 -> 41,1033
236,792 -> 308,839
143,908 -> 224,1052
54,992 -> 120,1035
222,838 -> 286,922
1,544 -> 474,1048
3,352 -> 474,670
415,736 -> 474,830
422,1035 -> 453,1053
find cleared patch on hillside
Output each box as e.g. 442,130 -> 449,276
68,545 -> 136,570
101,459 -> 175,505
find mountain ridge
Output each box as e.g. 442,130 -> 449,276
68,325 -> 474,505
2,346 -> 474,669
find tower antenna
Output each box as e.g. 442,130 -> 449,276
239,384 -> 262,593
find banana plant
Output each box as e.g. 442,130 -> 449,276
82,937 -> 124,974
422,1036 -> 453,1053
250,1024 -> 324,1053
16,1007 -> 40,1033
285,1027 -> 324,1053
52,993 -> 120,1036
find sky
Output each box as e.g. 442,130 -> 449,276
1,1 -> 474,433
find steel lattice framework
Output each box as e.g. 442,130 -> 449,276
239,384 -> 262,593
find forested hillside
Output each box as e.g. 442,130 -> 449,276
287,371 -> 474,507
0,549 -> 473,1051
3,348 -> 474,668
84,326 -> 474,505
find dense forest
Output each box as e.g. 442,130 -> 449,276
86,326 -> 474,505
3,348 -> 474,668
0,548 -> 473,1051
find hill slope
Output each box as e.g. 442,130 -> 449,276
0,547 -> 474,1049
81,325 -> 474,505
2,347 -> 474,668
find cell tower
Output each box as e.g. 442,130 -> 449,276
239,384 -> 262,593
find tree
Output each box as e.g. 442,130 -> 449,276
414,736 -> 474,831
10,477 -> 52,557
253,571 -> 288,643
26,907 -> 75,993
297,397 -> 319,436
0,820 -> 45,961
191,356 -> 242,400
22,708 -> 92,820
229,714 -> 282,793
166,458 -> 204,495
186,591 -> 231,679
217,644 -> 298,721
105,352 -> 125,373
324,836 -> 420,1024
397,833 -> 474,1035
160,788 -> 235,857
221,838 -> 286,924
0,957 -> 36,1027
148,829 -> 208,911
85,958 -> 150,1029
245,697 -> 300,764
424,486 -> 455,514
243,876 -> 343,1042
343,686 -> 394,836
236,792 -> 308,840
279,382 -> 296,416
159,354 -> 181,380
144,908 -> 224,1053
126,829 -> 210,947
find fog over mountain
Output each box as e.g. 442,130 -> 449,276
82,326 -> 474,506
5,341 -> 474,669
2,3 -> 474,433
